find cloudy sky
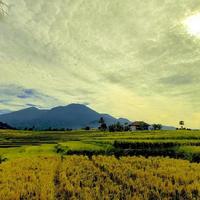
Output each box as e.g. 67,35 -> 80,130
0,0 -> 200,128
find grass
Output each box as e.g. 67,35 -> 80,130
0,141 -> 111,160
1,130 -> 200,199
0,144 -> 56,159
59,141 -> 111,151
179,146 -> 200,153
1,129 -> 200,161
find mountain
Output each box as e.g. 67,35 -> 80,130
117,118 -> 132,125
0,104 -> 131,130
161,125 -> 177,130
0,109 -> 11,115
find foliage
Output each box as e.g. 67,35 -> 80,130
98,117 -> 105,124
152,124 -> 162,130
1,155 -> 200,199
108,122 -> 127,132
84,126 -> 90,130
1,130 -> 200,161
113,141 -> 200,162
54,144 -> 69,154
98,117 -> 107,131
114,141 -> 180,149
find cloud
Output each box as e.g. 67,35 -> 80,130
0,84 -> 61,109
0,0 -> 200,127
17,89 -> 35,99
26,103 -> 37,107
0,99 -> 10,103
159,74 -> 195,85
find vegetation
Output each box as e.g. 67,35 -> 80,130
0,157 -> 58,199
98,117 -> 107,131
152,124 -> 162,130
108,122 -> 130,132
1,130 -> 200,199
1,129 -> 200,161
1,155 -> 200,200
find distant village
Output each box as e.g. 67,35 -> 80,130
0,118 -> 191,132
97,118 -> 191,132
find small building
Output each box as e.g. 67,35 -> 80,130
129,121 -> 150,131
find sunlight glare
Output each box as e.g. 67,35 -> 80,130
184,13 -> 200,37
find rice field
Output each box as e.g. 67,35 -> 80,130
1,130 -> 200,161
1,155 -> 200,200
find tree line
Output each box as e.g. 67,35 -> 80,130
98,117 -> 162,132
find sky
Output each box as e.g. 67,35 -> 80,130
0,0 -> 200,128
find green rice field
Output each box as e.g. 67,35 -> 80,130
0,129 -> 200,162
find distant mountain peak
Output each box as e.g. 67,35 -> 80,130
117,118 -> 132,124
25,107 -> 39,111
14,107 -> 41,114
0,103 -> 176,130
0,103 -> 132,130
66,103 -> 92,109
68,103 -> 86,106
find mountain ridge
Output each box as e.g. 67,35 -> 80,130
0,104 -> 131,130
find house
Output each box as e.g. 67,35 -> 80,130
129,121 -> 150,131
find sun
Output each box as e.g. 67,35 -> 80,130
184,13 -> 200,37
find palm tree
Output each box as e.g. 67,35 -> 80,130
179,121 -> 184,129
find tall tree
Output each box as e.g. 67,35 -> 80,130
152,124 -> 162,130
99,117 -> 105,124
98,117 -> 107,131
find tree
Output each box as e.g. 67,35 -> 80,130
124,124 -> 131,131
100,123 -> 107,131
115,122 -> 123,131
179,121 -> 185,129
152,124 -> 157,130
27,125 -> 36,131
99,117 -> 105,124
108,124 -> 115,132
84,126 -> 90,130
108,122 -> 128,132
152,124 -> 162,130
47,127 -> 52,131
98,117 -> 107,131
157,124 -> 162,130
